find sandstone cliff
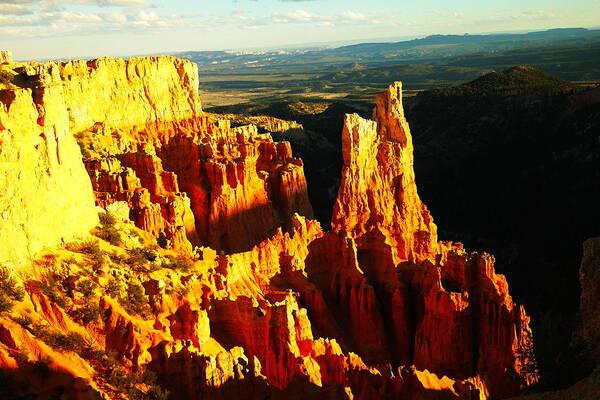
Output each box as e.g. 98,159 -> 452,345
0,54 -> 537,400
0,58 -> 97,267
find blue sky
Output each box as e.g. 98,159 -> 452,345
1,0 -> 599,60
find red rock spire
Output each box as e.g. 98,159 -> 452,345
332,81 -> 438,264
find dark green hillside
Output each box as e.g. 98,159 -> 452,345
429,65 -> 578,96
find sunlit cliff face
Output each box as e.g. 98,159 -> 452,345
0,51 -> 537,400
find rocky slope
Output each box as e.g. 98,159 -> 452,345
0,53 -> 537,399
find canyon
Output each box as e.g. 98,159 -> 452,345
0,51 -> 541,399
209,65 -> 600,392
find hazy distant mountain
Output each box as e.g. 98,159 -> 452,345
177,28 -> 600,70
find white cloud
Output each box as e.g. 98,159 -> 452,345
510,11 -> 557,21
134,10 -> 158,21
317,21 -> 335,27
0,4 -> 393,39
0,4 -> 32,14
54,10 -> 102,22
102,11 -> 126,22
97,0 -> 153,6
267,9 -> 381,26
2,22 -> 82,37
0,0 -> 154,8
341,11 -> 367,21
0,13 -> 40,25
272,10 -> 314,23
432,10 -> 466,18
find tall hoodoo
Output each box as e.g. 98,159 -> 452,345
329,81 -> 538,396
332,82 -> 438,264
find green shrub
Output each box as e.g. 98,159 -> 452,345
123,282 -> 148,315
0,296 -> 13,313
157,233 -> 169,249
108,367 -> 169,400
31,325 -> 85,352
128,387 -> 170,400
98,211 -> 122,246
62,257 -> 79,267
176,285 -> 190,297
0,70 -> 13,86
0,266 -> 25,313
109,368 -> 135,388
80,239 -> 102,256
76,278 -> 98,297
105,278 -> 123,299
54,332 -> 86,352
162,258 -> 193,273
146,387 -> 170,400
15,349 -> 29,364
39,276 -> 69,308
0,267 -> 25,300
99,351 -> 120,369
99,212 -> 118,227
13,315 -> 32,327
100,225 -> 122,246
128,248 -> 158,264
139,369 -> 157,385
66,239 -> 109,268
127,247 -> 159,273
84,347 -> 118,367
70,302 -> 103,324
109,252 -> 126,263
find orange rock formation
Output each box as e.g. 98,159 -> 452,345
332,82 -> 437,263
0,54 -> 538,400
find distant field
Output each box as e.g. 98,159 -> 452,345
194,30 -> 600,108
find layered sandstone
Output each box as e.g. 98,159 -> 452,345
83,117 -> 313,253
0,55 -> 204,267
0,54 -> 313,257
0,60 -> 98,267
0,54 -> 537,400
27,56 -> 201,133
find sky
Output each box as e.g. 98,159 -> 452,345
1,0 -> 599,60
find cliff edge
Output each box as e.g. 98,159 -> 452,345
0,55 -> 201,268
